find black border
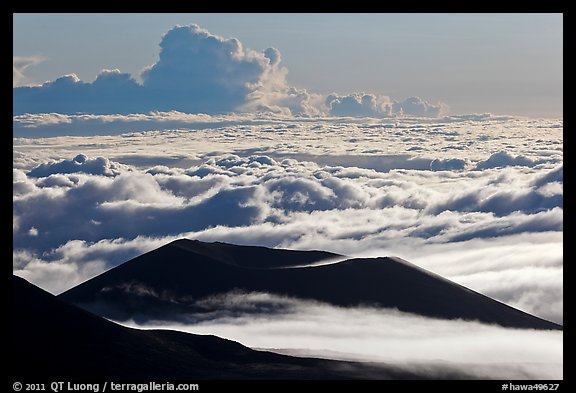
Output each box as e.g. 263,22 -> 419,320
9,9 -> 567,391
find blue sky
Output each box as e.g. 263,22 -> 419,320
13,13 -> 562,117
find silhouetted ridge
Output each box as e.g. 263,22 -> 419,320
12,276 -> 481,380
60,239 -> 562,330
169,238 -> 343,268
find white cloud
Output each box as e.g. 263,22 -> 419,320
28,154 -> 129,177
325,93 -> 447,118
12,115 -> 563,331
452,267 -> 562,324
392,96 -> 448,117
13,136 -> 563,326
140,24 -> 289,113
13,236 -> 172,294
326,93 -> 394,117
13,56 -> 45,87
13,25 -> 321,117
13,248 -> 108,294
13,24 -> 451,118
475,151 -> 542,170
121,293 -> 562,379
13,115 -> 563,174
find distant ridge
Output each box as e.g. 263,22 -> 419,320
60,239 -> 562,330
169,238 -> 343,268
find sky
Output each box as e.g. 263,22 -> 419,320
13,13 -> 563,117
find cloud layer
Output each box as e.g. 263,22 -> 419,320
13,139 -> 563,325
12,114 -> 563,380
122,293 -> 562,379
13,25 -> 443,117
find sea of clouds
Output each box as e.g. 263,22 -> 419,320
13,115 -> 563,327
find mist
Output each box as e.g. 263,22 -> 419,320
121,292 -> 562,379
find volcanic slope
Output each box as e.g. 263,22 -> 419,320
15,275 -> 482,379
60,239 -> 562,330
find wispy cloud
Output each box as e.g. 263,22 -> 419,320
13,56 -> 45,87
121,293 -> 562,379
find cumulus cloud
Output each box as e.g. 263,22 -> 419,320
426,184 -> 563,218
532,164 -> 563,186
325,93 -> 447,118
13,56 -> 45,87
392,96 -> 448,117
13,168 -> 37,196
28,154 -> 128,177
475,151 -> 542,170
13,237 -> 170,294
326,93 -> 393,117
13,71 -> 145,115
429,158 -> 469,171
13,25 -> 447,118
14,161 -> 268,254
452,267 -> 563,324
140,25 -> 274,113
121,293 -> 562,379
13,25 -> 320,117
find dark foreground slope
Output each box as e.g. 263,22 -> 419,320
15,275 -> 479,380
60,239 -> 561,330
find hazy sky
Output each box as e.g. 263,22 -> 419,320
13,13 -> 562,117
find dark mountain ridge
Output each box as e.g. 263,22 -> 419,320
60,239 -> 561,330
12,275 -> 483,379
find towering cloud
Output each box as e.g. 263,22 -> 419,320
140,25 -> 271,113
14,25 -> 444,117
13,25 -> 317,116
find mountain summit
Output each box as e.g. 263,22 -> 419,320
60,239 -> 561,330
